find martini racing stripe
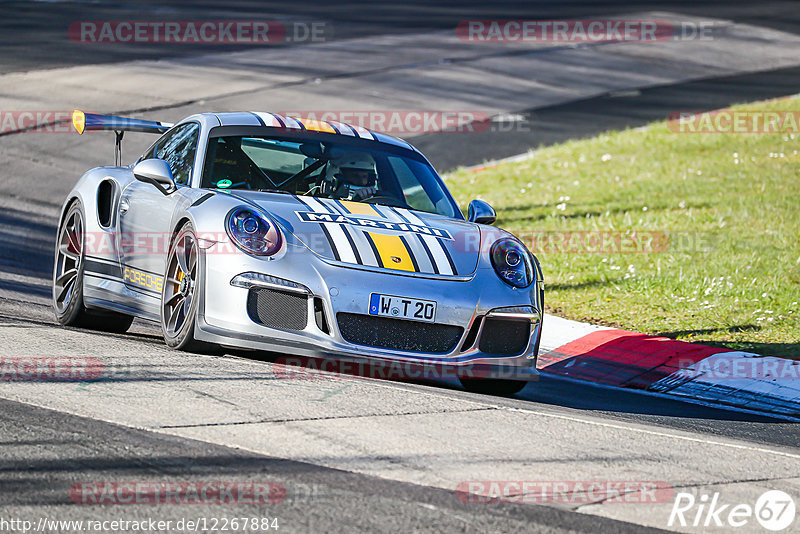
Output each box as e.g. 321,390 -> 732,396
388,207 -> 456,276
281,115 -> 304,129
398,235 -> 420,272
367,204 -> 436,274
328,200 -> 380,267
294,196 -> 456,274
295,196 -> 358,264
250,112 -> 283,128
293,196 -> 340,261
338,219 -> 363,265
336,201 -> 417,272
244,112 -> 381,139
327,120 -> 355,136
413,231 -> 439,275
366,232 -> 415,272
251,111 -> 303,129
349,123 -> 374,140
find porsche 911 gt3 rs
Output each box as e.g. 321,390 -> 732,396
53,110 -> 544,394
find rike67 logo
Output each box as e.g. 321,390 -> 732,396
669,490 -> 795,531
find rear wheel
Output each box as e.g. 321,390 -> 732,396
459,378 -> 528,396
161,222 -> 212,351
53,200 -> 133,333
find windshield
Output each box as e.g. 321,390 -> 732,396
200,135 -> 459,218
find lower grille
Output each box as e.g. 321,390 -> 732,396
247,288 -> 308,330
478,317 -> 530,355
336,313 -> 463,353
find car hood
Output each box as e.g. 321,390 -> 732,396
226,191 -> 481,277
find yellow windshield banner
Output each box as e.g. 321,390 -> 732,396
293,117 -> 337,133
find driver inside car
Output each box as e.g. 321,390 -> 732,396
326,152 -> 379,201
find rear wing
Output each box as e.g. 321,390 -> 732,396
72,110 -> 173,135
72,109 -> 174,165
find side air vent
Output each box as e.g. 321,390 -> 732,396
97,180 -> 115,227
314,297 -> 330,334
460,316 -> 483,352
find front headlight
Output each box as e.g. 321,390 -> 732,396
225,206 -> 282,256
490,238 -> 534,288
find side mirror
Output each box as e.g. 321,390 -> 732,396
133,158 -> 176,195
468,199 -> 496,225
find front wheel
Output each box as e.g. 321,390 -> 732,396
459,378 -> 528,396
161,222 -> 212,352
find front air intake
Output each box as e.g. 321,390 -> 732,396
478,318 -> 530,356
336,313 -> 463,353
247,287 -> 308,330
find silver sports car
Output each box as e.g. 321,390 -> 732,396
53,110 -> 544,394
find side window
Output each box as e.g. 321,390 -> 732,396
151,123 -> 200,186
140,143 -> 156,162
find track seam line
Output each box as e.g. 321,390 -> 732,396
500,406 -> 800,459
571,475 -> 800,512
157,406 -> 499,429
311,371 -> 800,457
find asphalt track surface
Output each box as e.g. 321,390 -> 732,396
3,0 -> 800,73
0,1 -> 799,532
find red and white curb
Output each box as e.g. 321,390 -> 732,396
538,314 -> 800,418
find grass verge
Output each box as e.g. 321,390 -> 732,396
446,97 -> 800,358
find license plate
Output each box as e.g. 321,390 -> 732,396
369,293 -> 437,323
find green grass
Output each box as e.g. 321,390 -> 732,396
445,97 -> 800,358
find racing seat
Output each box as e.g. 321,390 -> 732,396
204,138 -> 269,189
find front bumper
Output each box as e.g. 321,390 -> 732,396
194,241 -> 542,381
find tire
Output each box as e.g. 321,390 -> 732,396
161,221 -> 212,352
53,200 -> 133,333
459,378 -> 528,396
89,312 -> 135,334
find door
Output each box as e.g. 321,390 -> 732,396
118,122 -> 200,292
